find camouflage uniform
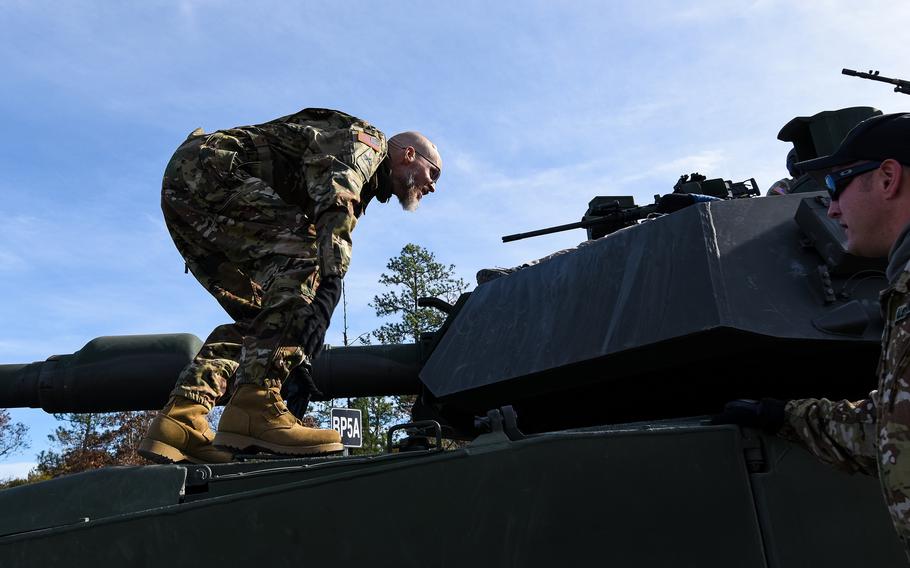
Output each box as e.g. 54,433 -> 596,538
780,248 -> 910,550
161,108 -> 391,409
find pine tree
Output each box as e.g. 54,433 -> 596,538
370,243 -> 468,344
352,244 -> 469,452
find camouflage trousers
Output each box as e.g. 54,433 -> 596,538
161,132 -> 327,410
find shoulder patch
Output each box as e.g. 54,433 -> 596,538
897,303 -> 910,324
357,131 -> 382,152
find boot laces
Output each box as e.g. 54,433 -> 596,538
266,387 -> 291,416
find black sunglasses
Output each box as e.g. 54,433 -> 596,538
824,161 -> 881,200
388,140 -> 441,182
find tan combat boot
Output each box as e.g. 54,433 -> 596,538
138,396 -> 234,464
214,384 -> 343,455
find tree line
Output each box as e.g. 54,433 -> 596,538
0,243 -> 469,486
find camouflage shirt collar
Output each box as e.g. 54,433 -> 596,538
359,157 -> 392,216
376,156 -> 392,203
887,220 -> 910,285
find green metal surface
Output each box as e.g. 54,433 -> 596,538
0,423 -> 903,567
750,434 -> 906,566
0,466 -> 186,538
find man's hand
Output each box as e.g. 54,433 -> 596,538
282,363 -> 320,419
300,276 -> 343,359
282,278 -> 344,418
711,398 -> 788,434
313,276 -> 343,318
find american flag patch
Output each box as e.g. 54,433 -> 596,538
357,132 -> 382,152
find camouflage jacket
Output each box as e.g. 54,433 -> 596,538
212,108 -> 391,279
780,229 -> 910,544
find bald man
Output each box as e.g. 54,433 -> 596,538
139,108 -> 442,463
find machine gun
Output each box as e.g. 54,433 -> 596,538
502,196 -> 660,243
673,173 -> 759,199
842,68 -> 910,95
501,174 -> 758,243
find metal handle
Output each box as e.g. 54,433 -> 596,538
386,420 -> 443,453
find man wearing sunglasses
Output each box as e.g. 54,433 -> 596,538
716,112 -> 910,550
139,108 -> 441,464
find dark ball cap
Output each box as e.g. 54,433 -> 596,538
795,112 -> 910,173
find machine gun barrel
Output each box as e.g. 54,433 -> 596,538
502,218 -> 600,243
842,68 -> 910,95
502,203 -> 658,243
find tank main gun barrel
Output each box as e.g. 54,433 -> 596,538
0,334 -> 422,413
0,334 -> 202,413
310,343 -> 421,400
501,216 -> 609,243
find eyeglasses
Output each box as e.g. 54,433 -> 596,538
389,140 -> 441,182
824,161 -> 881,200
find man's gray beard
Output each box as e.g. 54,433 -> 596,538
397,172 -> 420,211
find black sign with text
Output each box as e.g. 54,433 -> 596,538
331,408 -> 363,448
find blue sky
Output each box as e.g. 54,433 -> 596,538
1,0 -> 908,477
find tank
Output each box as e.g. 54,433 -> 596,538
1,110 -> 907,566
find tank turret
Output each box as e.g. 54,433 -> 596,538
419,192 -> 886,433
